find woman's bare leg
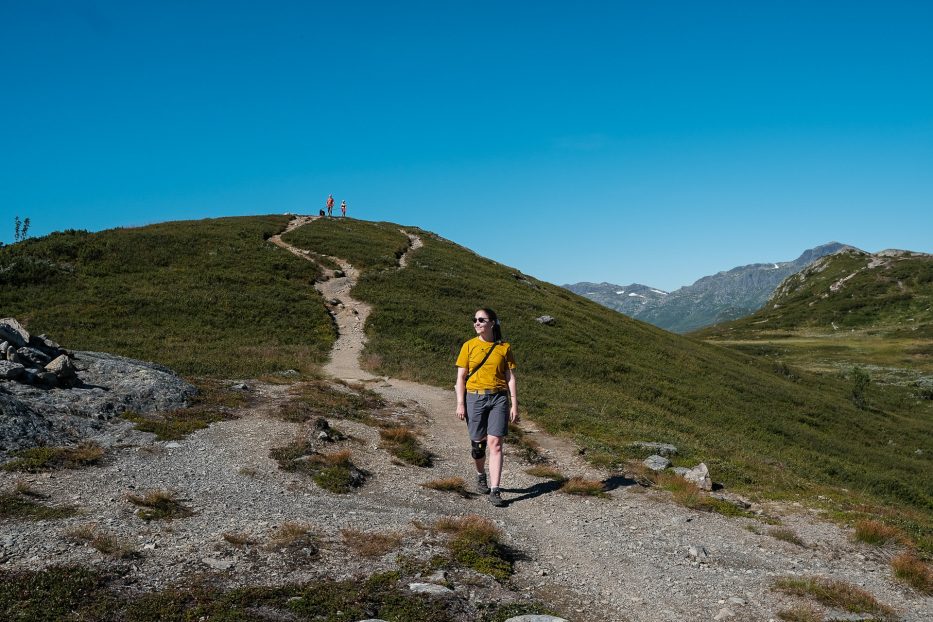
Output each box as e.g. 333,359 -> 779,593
487,435 -> 503,488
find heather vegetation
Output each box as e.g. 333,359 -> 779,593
0,215 -> 334,377
287,218 -> 932,547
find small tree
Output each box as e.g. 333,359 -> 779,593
12,216 -> 31,242
851,366 -> 870,410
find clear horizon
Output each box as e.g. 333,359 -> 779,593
2,1 -> 931,291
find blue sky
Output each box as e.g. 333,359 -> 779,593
2,1 -> 931,291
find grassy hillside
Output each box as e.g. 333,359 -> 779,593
696,250 -> 933,384
285,219 -> 933,533
699,249 -> 933,338
0,215 -> 334,376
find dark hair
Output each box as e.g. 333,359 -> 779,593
478,307 -> 503,343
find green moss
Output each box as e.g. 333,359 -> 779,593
1,443 -> 104,472
0,492 -> 76,521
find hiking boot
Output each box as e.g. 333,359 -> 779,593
476,472 -> 490,495
489,488 -> 506,507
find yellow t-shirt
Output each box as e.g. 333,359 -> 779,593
456,337 -> 516,391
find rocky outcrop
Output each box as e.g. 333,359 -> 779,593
0,319 -> 196,458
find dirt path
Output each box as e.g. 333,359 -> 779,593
271,217 -> 933,622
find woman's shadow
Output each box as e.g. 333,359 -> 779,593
502,473 -> 636,505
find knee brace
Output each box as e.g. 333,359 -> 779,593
470,439 -> 487,459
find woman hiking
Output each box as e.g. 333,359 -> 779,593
455,308 -> 518,507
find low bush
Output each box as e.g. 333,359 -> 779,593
421,477 -> 471,497
559,477 -> 607,497
267,522 -> 318,554
67,524 -> 137,559
0,490 -> 76,521
524,465 -> 566,480
769,528 -> 806,547
434,515 -> 513,580
380,427 -> 432,467
773,576 -> 893,617
127,490 -> 193,521
341,528 -> 403,557
270,443 -> 368,493
1,442 -> 104,472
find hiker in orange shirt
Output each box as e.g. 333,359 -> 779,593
326,194 -> 334,217
455,308 -> 518,507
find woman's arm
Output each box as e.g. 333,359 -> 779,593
455,366 -> 467,420
506,369 -> 519,423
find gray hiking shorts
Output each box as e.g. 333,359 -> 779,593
466,391 -> 509,441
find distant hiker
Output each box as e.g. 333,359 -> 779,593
319,208 -> 326,217
455,308 -> 518,507
340,199 -> 347,217
326,194 -> 335,217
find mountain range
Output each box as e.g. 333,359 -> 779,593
564,242 -> 852,333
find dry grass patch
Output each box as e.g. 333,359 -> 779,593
770,527 -> 807,547
773,576 -> 893,618
67,524 -> 137,559
432,515 -> 512,580
777,603 -> 822,622
891,551 -> 933,594
276,380 -> 385,423
341,528 -> 403,557
421,477 -> 471,497
1,442 -> 104,472
525,465 -> 566,481
222,531 -> 258,548
379,426 -> 432,467
560,477 -> 607,498
853,519 -> 903,546
267,522 -> 319,554
127,489 -> 193,521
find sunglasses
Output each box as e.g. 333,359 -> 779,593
473,317 -> 491,324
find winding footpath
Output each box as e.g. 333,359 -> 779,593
271,216 -> 933,622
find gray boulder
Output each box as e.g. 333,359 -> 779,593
16,347 -> 51,368
0,361 -> 24,381
407,582 -> 454,596
0,318 -> 29,348
45,355 -> 76,380
683,462 -> 712,491
643,454 -> 671,471
29,334 -> 64,358
535,315 -> 556,325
